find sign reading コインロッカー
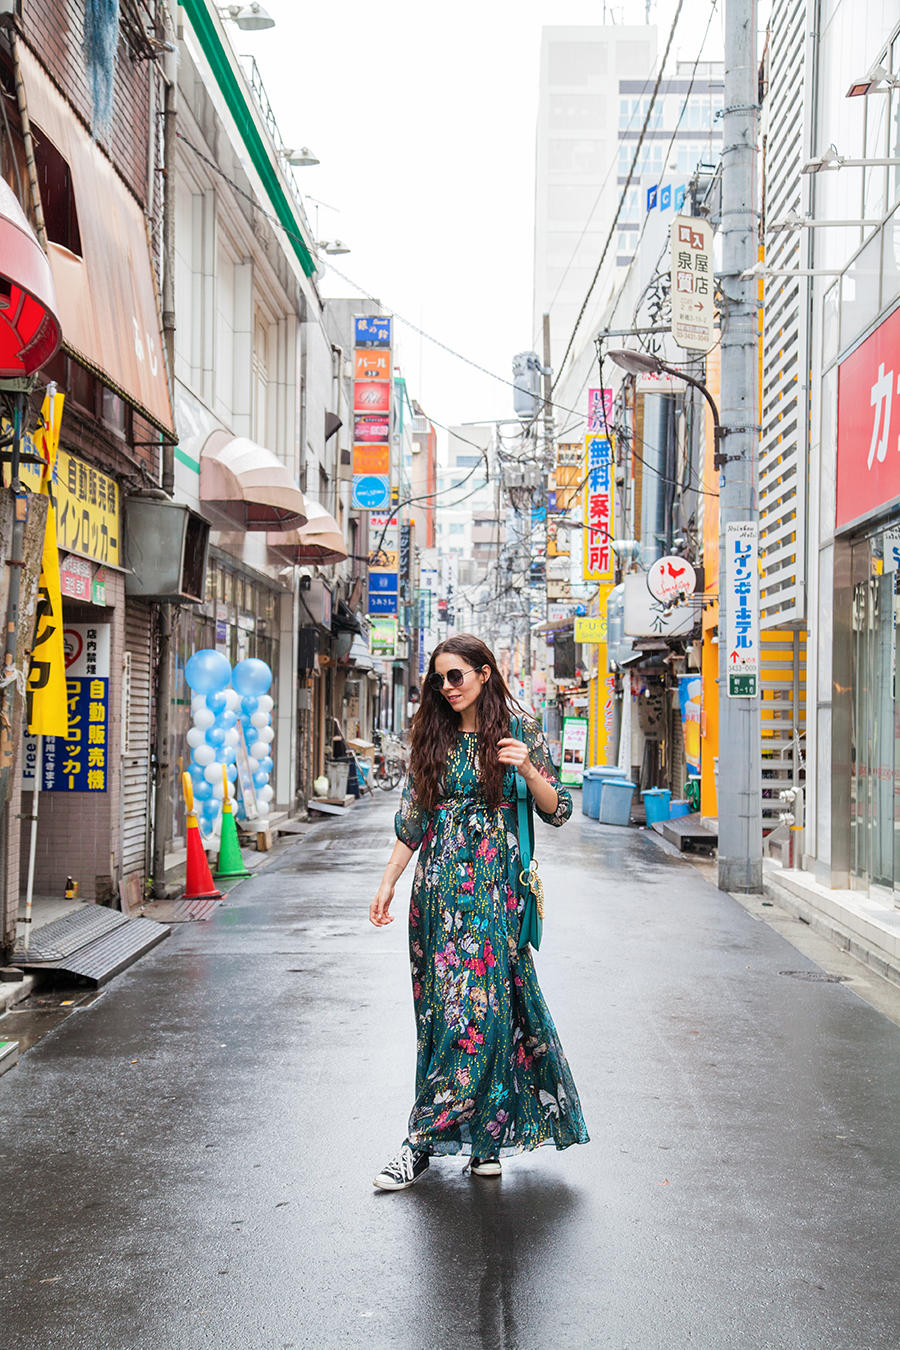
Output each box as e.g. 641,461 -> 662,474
39,624 -> 111,792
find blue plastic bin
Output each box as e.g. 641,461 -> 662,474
583,766 -> 628,819
642,787 -> 672,825
669,799 -> 692,819
598,780 -> 637,826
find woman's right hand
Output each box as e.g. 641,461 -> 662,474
369,879 -> 395,927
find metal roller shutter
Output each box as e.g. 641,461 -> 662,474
121,601 -> 153,880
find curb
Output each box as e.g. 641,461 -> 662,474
763,873 -> 900,992
0,972 -> 36,1015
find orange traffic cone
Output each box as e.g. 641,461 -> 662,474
181,772 -> 225,901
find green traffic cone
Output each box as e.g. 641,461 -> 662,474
215,795 -> 253,881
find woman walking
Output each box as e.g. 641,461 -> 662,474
369,635 -> 589,1190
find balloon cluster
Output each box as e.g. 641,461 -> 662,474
184,650 -> 274,835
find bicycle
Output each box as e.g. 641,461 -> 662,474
374,731 -> 406,791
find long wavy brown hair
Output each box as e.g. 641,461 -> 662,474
408,634 -> 528,812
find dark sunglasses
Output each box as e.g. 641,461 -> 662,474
428,665 -> 484,693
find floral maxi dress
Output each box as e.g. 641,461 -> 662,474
395,718 -> 590,1158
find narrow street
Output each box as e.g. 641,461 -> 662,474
3,797 -> 900,1350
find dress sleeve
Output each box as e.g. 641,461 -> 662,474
523,716 -> 572,826
394,770 -> 430,849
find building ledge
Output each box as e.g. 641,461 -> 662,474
763,860 -> 900,988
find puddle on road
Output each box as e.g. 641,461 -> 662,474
0,986 -> 105,1055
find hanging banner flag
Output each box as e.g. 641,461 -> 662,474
26,392 -> 68,739
583,434 -> 615,583
725,522 -> 760,697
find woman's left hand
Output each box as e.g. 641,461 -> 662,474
497,737 -> 536,781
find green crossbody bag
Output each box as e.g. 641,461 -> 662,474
512,716 -> 544,952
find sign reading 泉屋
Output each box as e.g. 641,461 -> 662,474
836,303 -> 900,531
725,522 -> 759,698
583,434 -> 615,583
670,215 -> 714,352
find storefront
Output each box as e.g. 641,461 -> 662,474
832,303 -> 900,903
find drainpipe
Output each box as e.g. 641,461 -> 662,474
151,604 -> 172,898
161,46 -> 177,497
10,31 -> 46,250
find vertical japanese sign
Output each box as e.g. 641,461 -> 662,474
671,215 -> 714,352
725,522 -> 759,697
42,623 -> 111,791
370,616 -> 398,658
587,388 -> 613,433
560,716 -> 589,786
26,391 -> 68,738
368,511 -> 399,616
583,435 -> 615,583
353,316 -> 392,508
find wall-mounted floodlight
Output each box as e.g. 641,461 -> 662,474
282,147 -> 319,167
846,65 -> 900,97
317,239 -> 350,255
802,143 -> 900,173
768,209 -> 880,232
219,4 -> 275,30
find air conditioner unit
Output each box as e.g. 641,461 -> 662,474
124,497 -> 209,603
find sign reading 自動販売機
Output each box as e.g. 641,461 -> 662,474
724,522 -> 759,698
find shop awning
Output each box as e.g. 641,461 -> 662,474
17,44 -> 173,432
348,635 -> 376,670
0,178 -> 61,377
533,616 -> 574,635
267,499 -> 347,563
201,430 -> 307,530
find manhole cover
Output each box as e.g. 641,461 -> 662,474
779,970 -> 849,983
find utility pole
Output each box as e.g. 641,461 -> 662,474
717,0 -> 763,892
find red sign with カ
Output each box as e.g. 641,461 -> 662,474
837,304 -> 900,531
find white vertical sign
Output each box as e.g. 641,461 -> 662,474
671,215 -> 715,352
725,522 -> 760,698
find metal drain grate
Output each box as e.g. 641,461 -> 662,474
779,970 -> 849,983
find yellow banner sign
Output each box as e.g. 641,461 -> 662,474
9,434 -> 120,567
26,393 -> 69,738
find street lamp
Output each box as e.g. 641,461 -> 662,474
607,348 -> 728,468
282,147 -> 319,167
316,239 -> 350,255
219,3 -> 276,29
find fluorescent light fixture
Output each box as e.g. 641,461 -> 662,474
767,210 -> 879,232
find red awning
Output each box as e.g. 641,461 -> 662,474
268,499 -> 347,565
200,430 -> 307,531
0,178 -> 61,378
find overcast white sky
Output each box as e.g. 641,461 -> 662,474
234,0 -> 727,444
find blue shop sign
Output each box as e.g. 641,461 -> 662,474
368,592 -> 398,615
352,474 -> 391,510
354,316 -> 392,349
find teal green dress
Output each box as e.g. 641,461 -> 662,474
395,716 -> 589,1158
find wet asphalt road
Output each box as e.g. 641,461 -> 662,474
4,795 -> 900,1349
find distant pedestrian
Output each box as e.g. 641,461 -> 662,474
369,634 -> 589,1190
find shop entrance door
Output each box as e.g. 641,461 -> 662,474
851,574 -> 900,902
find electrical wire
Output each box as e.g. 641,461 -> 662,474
551,0 -> 687,392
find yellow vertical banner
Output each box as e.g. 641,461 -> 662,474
26,392 -> 69,738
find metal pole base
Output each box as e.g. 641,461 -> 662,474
718,855 -> 763,894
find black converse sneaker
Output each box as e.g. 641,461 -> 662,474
471,1156 -> 502,1177
373,1144 -> 430,1191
